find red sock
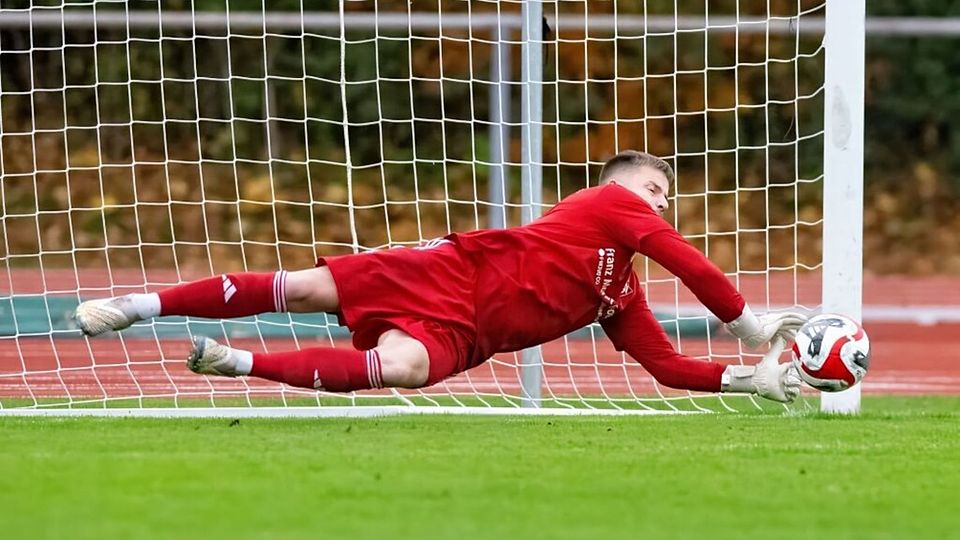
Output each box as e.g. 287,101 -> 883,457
158,271 -> 287,318
250,347 -> 383,392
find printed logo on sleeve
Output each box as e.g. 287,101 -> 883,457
594,248 -> 621,320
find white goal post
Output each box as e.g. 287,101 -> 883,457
820,0 -> 866,414
0,0 -> 863,416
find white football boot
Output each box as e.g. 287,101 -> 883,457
74,295 -> 140,336
187,336 -> 244,377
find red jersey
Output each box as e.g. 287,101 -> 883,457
325,182 -> 746,391
452,182 -> 745,391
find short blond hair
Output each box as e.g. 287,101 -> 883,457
598,150 -> 675,186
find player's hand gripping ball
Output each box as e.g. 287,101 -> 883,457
791,314 -> 870,392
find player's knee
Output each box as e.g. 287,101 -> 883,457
376,341 -> 429,389
285,267 -> 339,313
388,358 -> 428,389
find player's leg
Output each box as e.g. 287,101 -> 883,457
374,329 -> 430,387
283,267 -> 339,313
187,328 -> 429,391
74,267 -> 339,336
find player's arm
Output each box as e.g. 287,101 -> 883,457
601,295 -> 801,402
636,229 -> 806,349
596,184 -> 805,349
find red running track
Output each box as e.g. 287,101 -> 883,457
3,269 -> 959,401
1,322 -> 957,401
7,269 -> 960,306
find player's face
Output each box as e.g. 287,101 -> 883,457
631,167 -> 671,216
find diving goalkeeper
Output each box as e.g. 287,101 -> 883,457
75,150 -> 806,402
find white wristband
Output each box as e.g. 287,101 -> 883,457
721,364 -> 757,393
725,304 -> 762,340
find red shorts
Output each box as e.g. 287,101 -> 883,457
318,241 -> 482,385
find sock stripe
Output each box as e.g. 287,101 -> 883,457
373,350 -> 383,388
365,350 -> 383,389
272,272 -> 279,312
365,350 -> 375,388
273,271 -> 288,313
365,351 -> 373,388
363,351 -> 375,388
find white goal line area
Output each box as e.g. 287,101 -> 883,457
0,405 -> 707,418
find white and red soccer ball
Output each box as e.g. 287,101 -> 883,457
791,314 -> 871,392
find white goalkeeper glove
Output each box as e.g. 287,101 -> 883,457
721,336 -> 802,403
725,305 -> 808,350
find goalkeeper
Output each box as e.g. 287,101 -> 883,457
75,150 -> 806,403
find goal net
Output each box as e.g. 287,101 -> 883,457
0,0 -> 834,415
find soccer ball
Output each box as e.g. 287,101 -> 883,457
791,314 -> 870,392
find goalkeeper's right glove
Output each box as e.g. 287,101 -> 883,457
721,336 -> 802,403
725,305 -> 808,350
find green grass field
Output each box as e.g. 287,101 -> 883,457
2,396 -> 958,540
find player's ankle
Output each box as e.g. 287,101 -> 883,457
128,293 -> 161,320
231,347 -> 253,376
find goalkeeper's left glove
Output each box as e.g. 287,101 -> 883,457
726,305 -> 808,350
721,336 -> 802,403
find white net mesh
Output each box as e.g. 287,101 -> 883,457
0,0 -> 827,413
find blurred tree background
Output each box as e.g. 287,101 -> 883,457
0,0 -> 958,275
864,1 -> 960,273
